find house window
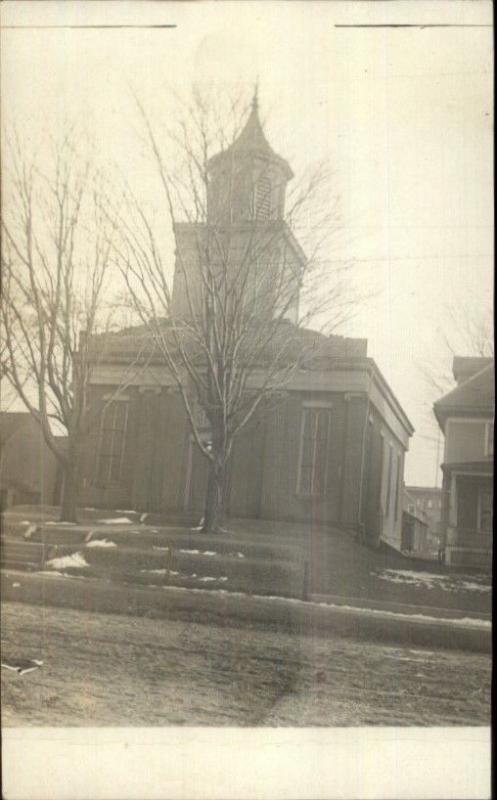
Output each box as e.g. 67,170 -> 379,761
478,488 -> 493,532
485,421 -> 494,456
96,400 -> 129,486
254,175 -> 272,220
297,406 -> 331,496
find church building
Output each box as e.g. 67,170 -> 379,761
79,98 -> 414,548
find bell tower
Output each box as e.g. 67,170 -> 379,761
172,91 -> 304,323
206,91 -> 294,226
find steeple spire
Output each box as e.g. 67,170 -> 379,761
252,79 -> 259,112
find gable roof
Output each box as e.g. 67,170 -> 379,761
434,361 -> 495,428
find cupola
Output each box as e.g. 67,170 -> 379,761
206,91 -> 293,224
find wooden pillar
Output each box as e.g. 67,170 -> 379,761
448,472 -> 458,527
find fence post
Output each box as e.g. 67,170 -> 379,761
303,559 -> 310,601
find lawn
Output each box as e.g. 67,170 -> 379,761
2,507 -> 492,618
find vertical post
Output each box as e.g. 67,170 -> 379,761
302,559 -> 310,601
448,473 -> 458,527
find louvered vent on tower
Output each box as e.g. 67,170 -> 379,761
254,175 -> 272,220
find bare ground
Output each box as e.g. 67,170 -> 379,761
1,602 -> 491,727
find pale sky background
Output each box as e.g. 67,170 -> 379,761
1,0 -> 493,486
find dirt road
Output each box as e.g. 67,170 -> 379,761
1,602 -> 490,726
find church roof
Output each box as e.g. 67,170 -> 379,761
207,95 -> 293,179
86,318 -> 367,364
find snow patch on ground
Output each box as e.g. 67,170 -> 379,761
98,517 -> 133,525
180,549 -> 217,556
86,539 -> 117,548
374,569 -> 491,593
198,576 -> 228,583
46,552 -> 89,569
45,521 -> 76,526
459,581 -> 491,592
313,602 -> 491,629
37,570 -> 66,577
153,546 -> 170,552
154,585 -> 490,629
140,569 -> 179,576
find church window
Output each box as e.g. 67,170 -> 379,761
96,399 -> 129,485
254,175 -> 272,220
385,444 -> 393,517
394,453 -> 401,521
297,406 -> 332,496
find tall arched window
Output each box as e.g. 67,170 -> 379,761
96,399 -> 129,486
297,405 -> 332,496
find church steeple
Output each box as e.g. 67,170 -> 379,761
206,91 -> 293,224
252,81 -> 259,111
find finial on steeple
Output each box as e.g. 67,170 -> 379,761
252,79 -> 259,112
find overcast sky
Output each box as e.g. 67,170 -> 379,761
2,0 -> 493,485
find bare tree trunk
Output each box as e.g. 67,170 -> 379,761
60,461 -> 79,523
202,459 -> 226,533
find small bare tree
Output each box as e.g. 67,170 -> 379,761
0,131 -> 141,521
115,86 -> 357,532
417,297 -> 494,397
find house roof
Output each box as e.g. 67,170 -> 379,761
440,459 -> 493,475
405,485 -> 442,496
434,361 -> 495,428
452,356 -> 494,385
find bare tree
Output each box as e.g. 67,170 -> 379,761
114,86 -> 357,532
0,131 -> 142,521
417,297 -> 494,397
